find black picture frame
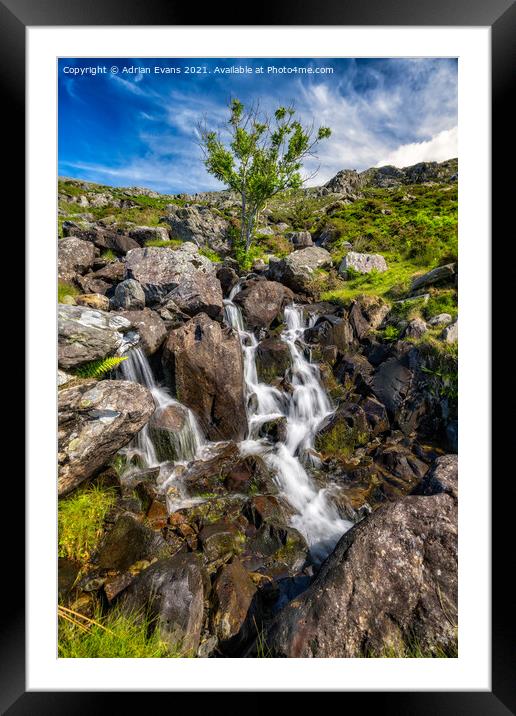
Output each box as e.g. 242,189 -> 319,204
7,0 -> 512,710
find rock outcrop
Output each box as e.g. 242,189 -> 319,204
267,246 -> 332,295
58,380 -> 155,495
233,280 -> 293,329
162,313 -> 248,441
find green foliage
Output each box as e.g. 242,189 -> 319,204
419,340 -> 458,402
315,421 -> 368,460
100,249 -> 116,262
198,246 -> 222,262
58,485 -> 116,562
144,238 -> 183,248
58,605 -> 185,658
422,289 -> 458,321
58,281 -> 80,303
74,356 -> 127,379
200,99 -> 331,253
321,183 -> 457,268
382,325 -> 400,342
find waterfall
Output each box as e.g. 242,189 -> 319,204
224,285 -> 352,562
118,346 -> 205,469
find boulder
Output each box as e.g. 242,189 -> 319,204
63,225 -> 140,255
256,337 -> 291,382
360,396 -> 390,435
267,247 -> 332,295
334,352 -> 374,395
412,454 -> 457,500
428,313 -> 453,327
306,315 -> 354,353
348,296 -> 390,339
77,261 -> 126,295
165,205 -> 229,254
162,271 -> 224,320
128,225 -> 170,246
112,279 -> 146,311
58,380 -> 155,495
441,320 -> 458,344
58,304 -> 138,370
264,490 -> 457,657
75,293 -> 110,311
118,554 -> 206,654
216,266 -> 240,297
404,317 -> 427,339
148,403 -> 194,462
94,514 -> 168,571
234,280 -> 294,330
180,441 -> 276,497
286,231 -> 313,249
411,263 -> 456,292
119,308 -> 166,356
198,521 -> 245,563
339,251 -> 388,277
162,313 -> 247,441
371,354 -> 414,420
58,237 -> 96,282
210,559 -> 258,654
125,243 -> 215,304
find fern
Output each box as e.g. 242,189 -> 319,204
75,356 -> 127,379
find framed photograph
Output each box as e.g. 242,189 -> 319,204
6,0 -> 511,709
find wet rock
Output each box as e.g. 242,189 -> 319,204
181,442 -> 277,497
58,304 -> 138,369
411,263 -> 456,292
258,416 -> 288,443
94,513 -> 169,571
119,308 -> 166,356
339,251 -> 388,278
58,380 -> 155,495
256,337 -> 291,382
112,279 -> 146,311
75,293 -> 110,311
198,521 -> 245,562
162,313 -> 247,441
267,246 -> 332,295
118,554 -> 206,654
373,443 -> 429,495
104,572 -> 134,602
210,558 -> 258,654
125,243 -> 215,304
58,237 -> 96,283
216,266 -> 239,297
233,280 -> 294,329
264,491 -> 457,657
148,403 -> 193,462
315,403 -> 370,460
162,271 -> 224,320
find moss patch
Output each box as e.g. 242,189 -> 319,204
58,484 -> 116,562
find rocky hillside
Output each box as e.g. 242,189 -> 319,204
57,159 -> 458,658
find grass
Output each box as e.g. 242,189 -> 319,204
199,246 -> 222,262
366,628 -> 458,658
58,604 -> 185,658
144,238 -> 183,248
315,420 -> 369,461
58,281 -> 80,303
100,249 -> 117,262
58,484 -> 116,562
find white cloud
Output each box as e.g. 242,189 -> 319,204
374,127 -> 458,168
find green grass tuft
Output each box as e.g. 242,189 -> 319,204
58,484 -> 116,562
58,281 -> 80,303
144,238 -> 183,248
58,605 -> 185,658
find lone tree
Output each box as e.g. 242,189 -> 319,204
199,99 -> 331,254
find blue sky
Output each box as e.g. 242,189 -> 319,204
58,57 -> 457,194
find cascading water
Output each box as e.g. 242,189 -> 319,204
118,346 -> 204,470
224,284 -> 352,562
